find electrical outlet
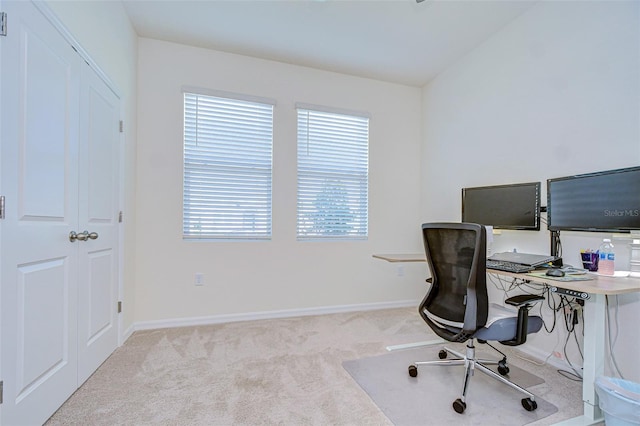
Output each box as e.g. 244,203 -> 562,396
396,265 -> 405,277
194,273 -> 204,286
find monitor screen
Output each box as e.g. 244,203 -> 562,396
461,182 -> 541,230
547,166 -> 640,232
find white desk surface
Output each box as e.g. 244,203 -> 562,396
372,253 -> 426,263
372,253 -> 640,296
489,270 -> 640,296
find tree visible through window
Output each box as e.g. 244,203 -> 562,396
183,91 -> 274,239
296,107 -> 369,240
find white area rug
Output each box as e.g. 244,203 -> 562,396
343,345 -> 558,426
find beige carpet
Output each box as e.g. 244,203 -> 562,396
46,308 -> 584,425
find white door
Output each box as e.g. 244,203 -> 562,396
0,2 -> 81,424
0,2 -> 120,424
77,61 -> 120,384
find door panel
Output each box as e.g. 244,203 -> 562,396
1,1 -> 80,424
16,259 -> 68,399
87,83 -> 116,220
21,28 -> 70,219
86,249 -> 114,342
77,61 -> 120,385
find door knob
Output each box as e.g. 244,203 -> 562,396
69,230 -> 99,242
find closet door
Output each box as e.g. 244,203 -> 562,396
0,2 -> 121,424
77,61 -> 120,384
0,1 -> 81,424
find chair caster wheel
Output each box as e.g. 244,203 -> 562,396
521,398 -> 537,411
453,398 -> 466,413
498,360 -> 510,376
408,364 -> 418,377
438,350 -> 447,359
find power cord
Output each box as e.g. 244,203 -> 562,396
561,325 -> 583,381
606,295 -> 625,379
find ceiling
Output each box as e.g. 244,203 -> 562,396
122,0 -> 538,87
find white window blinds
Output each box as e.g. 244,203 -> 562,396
296,107 -> 369,240
183,92 -> 273,239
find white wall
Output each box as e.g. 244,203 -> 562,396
135,38 -> 425,324
44,0 -> 138,332
421,1 -> 640,381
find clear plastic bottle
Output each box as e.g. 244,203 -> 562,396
598,238 -> 615,275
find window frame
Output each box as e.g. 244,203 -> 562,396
296,104 -> 370,241
182,88 -> 275,240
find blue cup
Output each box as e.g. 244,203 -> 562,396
581,251 -> 599,272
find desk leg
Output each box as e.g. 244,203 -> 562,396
581,293 -> 605,421
553,293 -> 605,425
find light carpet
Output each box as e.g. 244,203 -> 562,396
45,308 -> 584,425
343,345 -> 558,425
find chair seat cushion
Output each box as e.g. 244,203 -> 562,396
423,302 -> 543,342
474,303 -> 543,341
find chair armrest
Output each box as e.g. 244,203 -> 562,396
500,294 -> 545,347
505,294 -> 544,307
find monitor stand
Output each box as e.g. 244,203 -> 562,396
550,230 -> 563,267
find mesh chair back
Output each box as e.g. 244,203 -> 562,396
420,223 -> 488,341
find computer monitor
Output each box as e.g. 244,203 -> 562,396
461,182 -> 541,230
547,166 -> 640,232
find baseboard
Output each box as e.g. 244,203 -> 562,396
515,345 -> 582,373
121,323 -> 135,343
132,299 -> 419,332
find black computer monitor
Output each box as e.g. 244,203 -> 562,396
461,182 -> 541,230
547,166 -> 640,232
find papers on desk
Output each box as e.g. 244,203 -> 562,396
526,271 -> 595,282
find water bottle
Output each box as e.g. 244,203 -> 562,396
631,238 -> 640,277
598,239 -> 615,275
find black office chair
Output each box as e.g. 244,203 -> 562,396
408,222 -> 544,414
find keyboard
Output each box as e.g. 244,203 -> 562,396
488,252 -> 557,267
486,259 -> 533,273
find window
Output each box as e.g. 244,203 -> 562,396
183,91 -> 274,239
296,106 -> 369,240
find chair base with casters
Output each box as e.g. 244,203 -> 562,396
408,339 -> 538,414
408,294 -> 544,414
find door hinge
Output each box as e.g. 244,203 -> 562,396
119,120 -> 124,133
118,211 -> 123,223
1,380 -> 3,404
0,195 -> 5,219
1,12 -> 7,37
117,301 -> 122,313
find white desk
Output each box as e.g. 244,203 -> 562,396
373,254 -> 640,425
491,270 -> 640,425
